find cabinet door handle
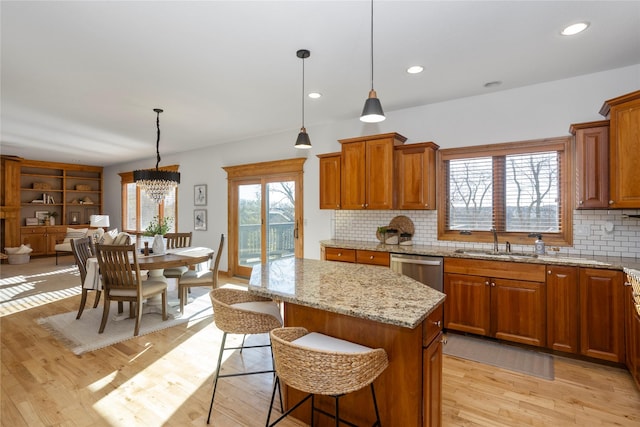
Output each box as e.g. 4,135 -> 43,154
609,200 -> 614,205
579,200 -> 584,205
369,255 -> 374,260
624,282 -> 631,287
337,252 -> 342,257
491,282 -> 496,287
485,281 -> 490,286
432,320 -> 442,327
548,270 -> 552,275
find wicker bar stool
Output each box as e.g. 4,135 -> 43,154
266,327 -> 389,427
207,288 -> 284,424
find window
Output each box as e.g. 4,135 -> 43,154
438,137 -> 572,247
119,166 -> 179,235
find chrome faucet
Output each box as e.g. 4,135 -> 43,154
491,228 -> 499,252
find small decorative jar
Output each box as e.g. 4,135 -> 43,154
384,228 -> 399,245
399,233 -> 413,246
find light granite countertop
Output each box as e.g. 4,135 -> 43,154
248,257 -> 446,329
321,239 -> 640,271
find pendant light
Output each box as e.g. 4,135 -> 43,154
295,49 -> 312,149
360,0 -> 385,123
133,108 -> 181,203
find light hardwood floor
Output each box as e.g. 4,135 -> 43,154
1,257 -> 639,426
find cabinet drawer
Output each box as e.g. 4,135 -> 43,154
423,303 -> 444,346
21,226 -> 45,234
444,257 -> 546,282
356,250 -> 390,267
325,247 -> 356,263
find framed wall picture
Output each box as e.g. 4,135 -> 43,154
35,211 -> 48,225
194,209 -> 207,231
194,184 -> 207,206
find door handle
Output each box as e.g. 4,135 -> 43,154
294,220 -> 299,239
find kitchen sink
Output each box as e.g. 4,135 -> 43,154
453,249 -> 538,259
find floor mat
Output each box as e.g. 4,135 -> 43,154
443,333 -> 554,380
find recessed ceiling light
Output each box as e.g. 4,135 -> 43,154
308,92 -> 322,99
561,22 -> 589,36
407,65 -> 424,74
484,81 -> 502,88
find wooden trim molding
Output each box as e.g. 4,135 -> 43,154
223,158 -> 306,180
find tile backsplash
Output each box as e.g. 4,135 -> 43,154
333,209 -> 640,258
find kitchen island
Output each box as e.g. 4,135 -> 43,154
249,257 -> 446,427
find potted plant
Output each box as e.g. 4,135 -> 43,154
143,215 -> 173,236
46,211 -> 58,226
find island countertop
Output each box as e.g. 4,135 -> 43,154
248,257 -> 446,329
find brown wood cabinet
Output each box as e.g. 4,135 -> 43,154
580,268 -> 624,362
423,332 -> 443,427
324,247 -> 390,267
19,159 -> 103,228
317,152 -> 341,209
394,142 -> 439,210
546,265 -> 580,354
444,258 -> 547,347
600,90 -> 640,208
571,120 -> 609,209
1,156 -> 22,249
422,305 -> 443,427
625,278 -> 640,390
20,226 -> 66,256
339,133 -> 406,210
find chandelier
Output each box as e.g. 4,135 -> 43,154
133,108 -> 180,203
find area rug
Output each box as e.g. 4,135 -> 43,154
37,288 -> 213,355
443,333 -> 554,380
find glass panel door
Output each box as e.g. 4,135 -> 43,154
266,181 -> 295,261
238,183 -> 262,273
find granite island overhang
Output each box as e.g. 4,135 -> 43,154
248,257 -> 445,329
249,257 -> 446,427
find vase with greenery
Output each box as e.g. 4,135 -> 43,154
143,215 -> 173,237
46,211 -> 58,226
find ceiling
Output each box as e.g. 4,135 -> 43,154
2,1 -> 639,166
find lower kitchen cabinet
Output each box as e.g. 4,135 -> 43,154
547,265 -> 580,354
443,273 -> 490,336
580,268 -> 624,363
20,226 -> 66,256
625,279 -> 640,389
444,258 -> 546,347
423,332 -> 443,427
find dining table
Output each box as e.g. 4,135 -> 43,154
84,246 -> 214,317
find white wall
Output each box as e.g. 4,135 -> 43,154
104,64 -> 640,271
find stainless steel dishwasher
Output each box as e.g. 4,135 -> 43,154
389,253 -> 443,292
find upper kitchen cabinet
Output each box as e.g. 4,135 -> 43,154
339,132 -> 406,210
394,141 -> 439,210
600,90 -> 640,208
317,152 -> 341,209
570,120 -> 610,209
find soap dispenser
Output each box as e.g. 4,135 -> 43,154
532,234 -> 545,255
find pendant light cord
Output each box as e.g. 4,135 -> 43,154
370,0 -> 374,91
301,56 -> 305,127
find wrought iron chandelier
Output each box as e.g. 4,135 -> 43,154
133,108 -> 180,203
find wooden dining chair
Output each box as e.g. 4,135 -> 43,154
71,236 -> 100,319
163,232 -> 193,280
94,243 -> 168,336
178,234 -> 224,313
